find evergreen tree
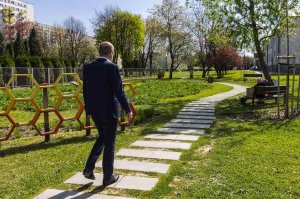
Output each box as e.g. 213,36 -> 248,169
0,63 -> 3,86
6,43 -> 14,57
41,56 -> 54,82
28,28 -> 42,56
24,39 -> 30,56
14,32 -> 26,57
15,55 -> 31,85
0,32 -> 6,56
30,56 -> 45,83
0,55 -> 15,83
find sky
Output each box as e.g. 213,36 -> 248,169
27,0 -> 164,36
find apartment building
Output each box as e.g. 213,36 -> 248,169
0,0 -> 34,24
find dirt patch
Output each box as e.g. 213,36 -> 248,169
198,145 -> 213,154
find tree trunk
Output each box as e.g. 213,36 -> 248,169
249,0 -> 273,84
190,67 -> 194,79
149,53 -> 153,76
169,55 -> 175,79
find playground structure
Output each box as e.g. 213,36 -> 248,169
0,73 -> 136,142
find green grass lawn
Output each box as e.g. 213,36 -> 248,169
151,96 -> 300,199
1,71 -> 299,199
0,77 -> 232,199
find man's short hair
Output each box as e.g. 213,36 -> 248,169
99,42 -> 114,56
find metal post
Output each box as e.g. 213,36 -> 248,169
43,86 -> 50,142
31,68 -> 34,88
291,59 -> 296,118
277,63 -> 281,119
61,68 -> 64,84
11,68 -> 14,89
85,115 -> 91,136
47,68 -> 51,84
285,0 -> 290,119
297,69 -> 300,109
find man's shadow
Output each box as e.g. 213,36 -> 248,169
46,183 -> 106,199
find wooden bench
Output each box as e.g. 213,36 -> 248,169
240,86 -> 287,105
243,73 -> 263,78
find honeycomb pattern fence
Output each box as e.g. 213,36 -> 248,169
0,73 -> 137,142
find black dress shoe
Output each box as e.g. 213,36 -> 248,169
103,174 -> 119,186
83,170 -> 95,180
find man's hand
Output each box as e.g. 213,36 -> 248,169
128,112 -> 134,123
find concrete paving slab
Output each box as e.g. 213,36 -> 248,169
116,148 -> 181,160
114,176 -> 159,191
170,119 -> 214,124
177,115 -> 216,120
64,173 -> 158,191
189,101 -> 212,105
96,159 -> 170,174
144,134 -> 199,141
65,172 -> 113,187
132,140 -> 191,149
157,128 -> 205,135
179,112 -> 214,116
187,103 -> 215,106
164,123 -> 211,129
181,108 -> 215,112
34,189 -> 135,199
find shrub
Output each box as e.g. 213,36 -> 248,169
15,56 -> 31,85
51,57 -> 64,81
41,57 -> 54,83
29,56 -> 46,84
0,55 -> 15,83
0,63 -> 3,86
133,105 -> 154,124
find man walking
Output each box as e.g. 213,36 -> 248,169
82,42 -> 133,186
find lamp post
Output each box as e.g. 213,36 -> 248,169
285,0 -> 290,118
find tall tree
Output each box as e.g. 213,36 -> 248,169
153,0 -> 188,79
0,32 -> 6,56
92,6 -> 120,63
63,16 -> 88,66
14,32 -> 26,57
94,9 -> 145,69
29,28 -> 42,56
186,0 -> 214,78
144,16 -> 163,70
203,0 -> 299,83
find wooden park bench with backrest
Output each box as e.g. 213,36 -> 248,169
251,86 -> 287,106
240,85 -> 287,105
243,73 -> 263,78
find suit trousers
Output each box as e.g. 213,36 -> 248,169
84,116 -> 118,180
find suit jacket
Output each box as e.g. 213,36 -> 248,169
83,57 -> 131,119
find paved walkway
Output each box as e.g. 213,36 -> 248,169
35,83 -> 246,199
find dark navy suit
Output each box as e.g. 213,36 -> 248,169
83,57 -> 131,180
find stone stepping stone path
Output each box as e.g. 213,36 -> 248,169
164,123 -> 211,129
157,127 -> 206,135
177,115 -> 216,120
181,108 -> 215,112
144,134 -> 199,141
35,83 -> 246,199
96,159 -> 170,174
34,189 -> 135,199
178,111 -> 215,116
116,148 -> 182,160
170,119 -> 213,124
131,140 -> 191,149
65,173 -> 159,191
